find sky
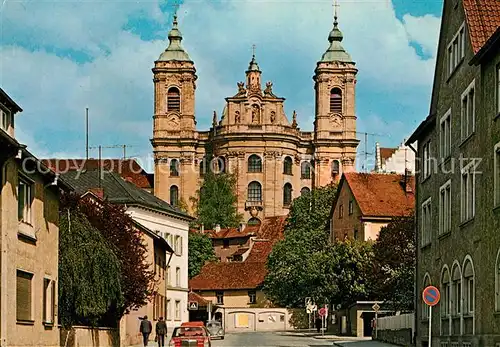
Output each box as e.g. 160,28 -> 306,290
0,0 -> 443,172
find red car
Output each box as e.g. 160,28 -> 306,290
168,322 -> 211,347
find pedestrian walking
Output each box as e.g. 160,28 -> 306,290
315,317 -> 321,333
155,316 -> 167,347
140,315 -> 152,347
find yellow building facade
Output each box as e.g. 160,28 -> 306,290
152,14 -> 359,223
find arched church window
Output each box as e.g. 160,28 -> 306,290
283,183 -> 293,206
170,159 -> 179,177
332,160 -> 340,175
248,181 -> 262,202
248,155 -> 262,173
167,87 -> 181,112
301,161 -> 312,179
330,88 -> 342,114
170,185 -> 179,206
283,156 -> 293,175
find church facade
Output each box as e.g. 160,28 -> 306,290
152,13 -> 359,224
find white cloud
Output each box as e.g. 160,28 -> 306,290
402,13 -> 441,57
0,0 -> 440,158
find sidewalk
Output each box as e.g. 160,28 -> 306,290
332,340 -> 401,347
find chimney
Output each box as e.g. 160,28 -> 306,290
375,142 -> 381,172
215,224 -> 221,233
401,168 -> 413,193
239,223 -> 246,232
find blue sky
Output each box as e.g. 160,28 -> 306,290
0,0 -> 442,171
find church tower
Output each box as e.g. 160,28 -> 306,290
313,5 -> 359,186
152,14 -> 199,208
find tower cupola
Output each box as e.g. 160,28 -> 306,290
320,8 -> 352,63
157,14 -> 192,62
246,45 -> 262,91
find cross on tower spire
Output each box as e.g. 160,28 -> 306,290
252,44 -> 256,58
333,0 -> 339,25
173,1 -> 180,22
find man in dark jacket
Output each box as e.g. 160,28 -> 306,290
315,316 -> 322,333
155,317 -> 168,347
140,315 -> 152,347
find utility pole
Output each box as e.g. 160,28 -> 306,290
85,107 -> 89,160
356,131 -> 387,172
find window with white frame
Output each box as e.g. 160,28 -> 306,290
461,160 -> 476,222
174,300 -> 181,320
447,23 -> 465,76
441,268 -> 450,318
421,198 -> 432,246
175,267 -> 180,287
463,260 -> 474,314
167,299 -> 171,320
1,107 -> 11,132
216,291 -> 224,305
451,265 -> 461,316
461,80 -> 475,140
440,109 -> 452,159
16,270 -> 33,322
18,177 -> 33,224
423,141 -> 432,179
439,180 -> 452,235
43,278 -> 55,324
495,142 -> 500,206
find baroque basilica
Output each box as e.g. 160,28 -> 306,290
152,12 -> 359,224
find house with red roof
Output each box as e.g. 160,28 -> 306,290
188,216 -> 290,332
329,172 -> 414,242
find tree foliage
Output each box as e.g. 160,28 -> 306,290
370,213 -> 415,311
265,185 -> 374,308
188,231 -> 216,278
59,198 -> 123,327
191,170 -> 242,229
60,193 -> 156,321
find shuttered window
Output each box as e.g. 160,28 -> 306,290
17,270 -> 33,321
167,87 -> 181,112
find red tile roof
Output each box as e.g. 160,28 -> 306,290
231,247 -> 250,256
246,216 -> 286,262
344,172 -> 415,217
41,159 -> 153,189
188,291 -> 210,306
463,0 -> 500,54
380,148 -> 397,165
203,225 -> 259,239
189,262 -> 267,290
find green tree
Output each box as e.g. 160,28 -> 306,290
192,170 -> 242,229
370,213 -> 415,311
59,203 -> 123,327
188,231 -> 216,278
264,184 -> 374,308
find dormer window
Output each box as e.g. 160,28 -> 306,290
1,107 -> 11,132
167,87 -> 181,112
330,88 -> 342,114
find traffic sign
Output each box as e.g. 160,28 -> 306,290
318,307 -> 327,317
372,303 -> 380,312
305,297 -> 312,306
423,286 -> 440,306
188,301 -> 199,310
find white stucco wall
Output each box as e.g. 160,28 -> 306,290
126,207 -> 190,333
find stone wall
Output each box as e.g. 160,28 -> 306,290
60,326 -> 119,347
376,328 -> 414,346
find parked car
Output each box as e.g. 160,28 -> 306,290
169,322 -> 211,347
206,320 -> 224,340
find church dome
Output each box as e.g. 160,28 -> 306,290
320,16 -> 352,63
157,15 -> 192,62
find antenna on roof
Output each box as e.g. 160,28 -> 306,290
85,107 -> 89,161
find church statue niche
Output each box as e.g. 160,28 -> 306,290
251,104 -> 261,124
235,110 -> 241,124
270,111 -> 276,124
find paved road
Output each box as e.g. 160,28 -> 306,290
211,332 -> 334,347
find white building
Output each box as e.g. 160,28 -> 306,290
127,206 -> 191,335
373,140 -> 415,174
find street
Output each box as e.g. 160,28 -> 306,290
212,332 -> 333,346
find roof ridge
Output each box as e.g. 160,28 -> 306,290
108,171 -> 137,201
